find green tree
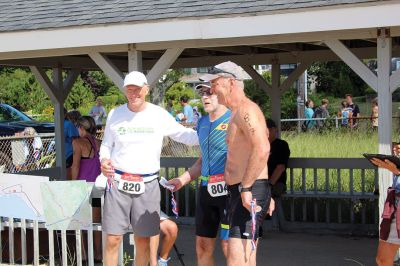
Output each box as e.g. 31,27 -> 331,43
0,68 -> 51,113
81,71 -> 117,98
165,81 -> 195,112
65,77 -> 94,110
308,61 -> 369,97
151,69 -> 185,106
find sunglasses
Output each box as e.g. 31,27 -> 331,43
208,66 -> 237,79
198,88 -> 213,97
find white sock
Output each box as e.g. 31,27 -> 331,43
158,257 -> 170,262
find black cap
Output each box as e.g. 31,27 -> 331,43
266,119 -> 276,128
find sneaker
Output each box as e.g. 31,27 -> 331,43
158,257 -> 171,266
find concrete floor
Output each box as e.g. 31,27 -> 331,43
161,225 -> 378,266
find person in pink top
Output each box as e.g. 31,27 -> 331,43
71,115 -> 102,262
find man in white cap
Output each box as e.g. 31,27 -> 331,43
200,61 -> 271,266
99,71 -> 199,266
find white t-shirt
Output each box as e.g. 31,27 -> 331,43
100,103 -> 198,175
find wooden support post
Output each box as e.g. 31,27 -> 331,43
240,64 -> 271,94
325,39 -> 377,91
30,66 -> 79,179
89,52 -> 124,90
128,44 -> 143,72
271,62 -> 281,135
146,48 -> 184,87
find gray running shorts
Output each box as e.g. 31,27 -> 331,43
102,178 -> 160,237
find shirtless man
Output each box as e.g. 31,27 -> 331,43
200,61 -> 271,266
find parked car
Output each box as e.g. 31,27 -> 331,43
0,103 -> 54,173
0,103 -> 54,136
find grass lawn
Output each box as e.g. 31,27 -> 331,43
282,130 -> 379,158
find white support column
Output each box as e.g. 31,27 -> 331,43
89,52 -> 124,90
325,39 -> 378,91
377,31 -> 393,220
146,48 -> 184,87
270,62 -> 282,134
128,44 -> 143,72
240,64 -> 272,94
30,66 -> 79,180
390,69 -> 400,93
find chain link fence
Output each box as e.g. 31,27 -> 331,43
1,129 -> 200,174
5,117 -> 398,174
0,133 -> 56,174
281,116 -> 400,132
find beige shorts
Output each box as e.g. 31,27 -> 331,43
102,179 -> 160,237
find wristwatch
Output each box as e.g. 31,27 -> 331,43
238,184 -> 252,193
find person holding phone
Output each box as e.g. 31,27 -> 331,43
370,143 -> 400,266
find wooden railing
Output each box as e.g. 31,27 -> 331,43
159,157 -> 379,234
0,157 -> 379,265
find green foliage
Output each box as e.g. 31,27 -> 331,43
65,77 -> 94,110
81,71 -> 118,98
165,81 -> 195,112
243,71 -> 298,119
153,69 -> 185,106
244,72 -> 270,115
308,61 -> 370,97
0,68 -> 51,114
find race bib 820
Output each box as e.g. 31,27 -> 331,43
118,173 -> 145,195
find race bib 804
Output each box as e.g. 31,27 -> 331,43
207,174 -> 227,197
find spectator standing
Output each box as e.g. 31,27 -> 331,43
192,106 -> 202,124
180,96 -> 194,123
304,99 -> 315,129
175,110 -> 184,122
13,127 -> 43,171
346,94 -> 360,128
66,110 -> 82,127
313,99 -> 330,129
371,98 -> 379,130
64,109 -> 79,179
266,119 -> 290,198
339,100 -> 353,128
89,98 -> 107,129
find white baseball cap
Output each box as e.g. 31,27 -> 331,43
123,71 -> 148,88
194,83 -> 211,90
199,61 -> 244,82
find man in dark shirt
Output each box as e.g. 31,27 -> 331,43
346,94 -> 360,127
267,119 -> 290,198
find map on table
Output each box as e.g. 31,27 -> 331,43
41,181 -> 93,230
0,174 -> 49,221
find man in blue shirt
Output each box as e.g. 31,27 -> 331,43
169,84 -> 230,265
64,110 -> 79,179
180,95 -> 194,123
